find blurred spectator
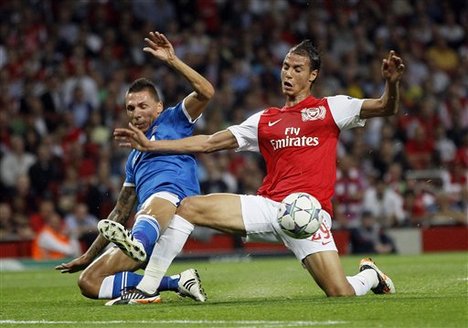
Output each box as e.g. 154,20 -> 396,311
63,61 -> 99,110
29,199 -> 56,233
9,174 -> 38,216
0,202 -> 34,241
0,135 -> 36,189
198,153 -> 237,194
404,124 -> 435,170
28,141 -> 62,196
64,202 -> 98,250
66,85 -> 93,129
57,167 -> 82,213
362,179 -> 406,228
39,73 -> 66,132
84,160 -> 117,218
434,126 -> 457,166
429,192 -> 467,226
11,213 -> 35,241
403,182 -> 438,227
31,211 -> 81,260
371,138 -> 403,178
350,211 -> 397,255
438,10 -> 465,47
427,31 -> 460,73
0,202 -> 16,240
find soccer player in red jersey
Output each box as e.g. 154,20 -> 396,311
111,41 -> 405,302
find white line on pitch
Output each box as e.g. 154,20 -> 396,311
1,319 -> 347,327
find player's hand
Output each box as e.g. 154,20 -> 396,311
55,254 -> 92,273
114,123 -> 153,152
143,31 -> 176,63
381,50 -> 405,83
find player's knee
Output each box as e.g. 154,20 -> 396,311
177,197 -> 204,224
78,270 -> 100,299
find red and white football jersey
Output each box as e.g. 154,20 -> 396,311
228,95 -> 365,215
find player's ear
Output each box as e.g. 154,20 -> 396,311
308,70 -> 318,84
156,101 -> 163,114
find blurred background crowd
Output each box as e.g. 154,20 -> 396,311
0,0 -> 466,257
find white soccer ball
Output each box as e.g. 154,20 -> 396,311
277,192 -> 322,239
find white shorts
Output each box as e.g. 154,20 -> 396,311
141,191 -> 181,207
240,195 -> 338,261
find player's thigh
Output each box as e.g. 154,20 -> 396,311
137,193 -> 178,230
178,193 -> 246,235
79,247 -> 141,292
302,251 -> 354,296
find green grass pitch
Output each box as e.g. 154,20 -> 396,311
1,252 -> 467,327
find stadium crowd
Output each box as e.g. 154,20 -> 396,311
0,0 -> 466,257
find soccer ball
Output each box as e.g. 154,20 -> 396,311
277,192 -> 322,239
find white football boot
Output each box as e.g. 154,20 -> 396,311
105,288 -> 161,306
177,268 -> 207,302
359,257 -> 396,294
97,219 -> 147,262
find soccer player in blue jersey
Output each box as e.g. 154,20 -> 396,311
55,31 -> 214,304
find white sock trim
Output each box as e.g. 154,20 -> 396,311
98,275 -> 115,299
134,214 -> 161,232
169,214 -> 195,234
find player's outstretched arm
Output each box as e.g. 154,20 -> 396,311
114,123 -> 238,154
360,50 -> 405,118
143,31 -> 214,120
55,186 -> 137,273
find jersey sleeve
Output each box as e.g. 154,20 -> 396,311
227,110 -> 262,152
327,95 -> 366,130
162,101 -> 200,138
181,97 -> 202,124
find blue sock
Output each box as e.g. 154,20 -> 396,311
132,215 -> 160,256
158,275 -> 180,292
111,271 -> 143,298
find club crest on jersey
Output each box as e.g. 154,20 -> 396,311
301,106 -> 326,121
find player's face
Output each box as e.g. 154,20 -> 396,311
281,52 -> 318,97
125,90 -> 163,132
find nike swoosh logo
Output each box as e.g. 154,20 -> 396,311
268,119 -> 282,127
321,241 -> 332,246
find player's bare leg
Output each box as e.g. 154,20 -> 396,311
99,197 -> 177,262
78,247 -> 141,298
83,197 -> 178,300
137,195 -> 177,231
131,194 -> 245,302
303,251 -> 395,297
302,251 -> 355,296
179,194 -> 246,234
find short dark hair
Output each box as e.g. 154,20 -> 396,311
290,40 -> 321,72
127,78 -> 161,102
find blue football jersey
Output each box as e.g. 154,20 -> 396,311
124,101 -> 200,209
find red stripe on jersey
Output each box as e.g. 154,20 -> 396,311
256,96 -> 339,215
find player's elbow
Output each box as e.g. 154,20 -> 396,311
197,84 -> 215,102
204,84 -> 215,100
